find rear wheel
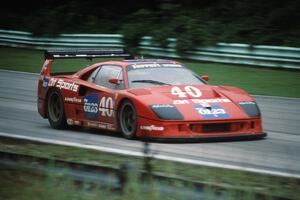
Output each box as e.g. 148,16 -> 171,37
119,100 -> 137,139
47,89 -> 67,129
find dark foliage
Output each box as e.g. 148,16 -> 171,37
1,0 -> 299,54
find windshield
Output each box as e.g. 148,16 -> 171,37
126,64 -> 206,88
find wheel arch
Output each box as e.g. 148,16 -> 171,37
44,87 -> 64,119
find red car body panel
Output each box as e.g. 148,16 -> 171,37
38,55 -> 266,140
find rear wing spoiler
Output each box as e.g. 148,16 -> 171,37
44,49 -> 133,60
41,49 -> 132,76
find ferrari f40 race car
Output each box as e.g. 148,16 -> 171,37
38,49 -> 267,140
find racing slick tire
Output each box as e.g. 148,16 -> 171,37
47,89 -> 67,129
119,100 -> 137,139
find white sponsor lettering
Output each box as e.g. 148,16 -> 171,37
87,122 -> 98,128
84,101 -> 98,113
161,64 -> 182,68
200,102 -> 211,108
56,79 -> 79,92
171,86 -> 202,98
152,104 -> 174,108
173,98 -> 231,105
239,101 -> 255,105
99,97 -> 114,117
41,60 -> 50,74
66,118 -> 74,125
74,120 -> 81,125
196,108 -> 226,115
173,100 -> 190,105
192,98 -> 231,104
48,78 -> 79,92
132,63 -> 161,69
140,125 -> 164,131
65,97 -> 82,103
66,119 -> 81,126
48,78 -> 57,87
98,123 -> 115,130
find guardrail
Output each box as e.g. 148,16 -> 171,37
1,29 -> 300,69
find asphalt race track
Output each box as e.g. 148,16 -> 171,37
0,70 -> 300,177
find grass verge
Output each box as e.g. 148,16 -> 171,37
0,137 -> 299,200
0,47 -> 299,98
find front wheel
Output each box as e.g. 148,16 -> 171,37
47,89 -> 67,129
119,100 -> 137,139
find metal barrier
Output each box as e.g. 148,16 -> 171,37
1,29 -> 300,69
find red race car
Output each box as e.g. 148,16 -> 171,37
38,49 -> 267,140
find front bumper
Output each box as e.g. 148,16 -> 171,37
141,132 -> 267,142
137,116 -> 266,141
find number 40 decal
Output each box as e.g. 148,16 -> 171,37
171,86 -> 202,98
99,97 -> 114,117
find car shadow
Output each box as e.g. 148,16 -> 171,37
42,124 -> 267,144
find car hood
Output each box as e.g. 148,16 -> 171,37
128,85 -> 255,121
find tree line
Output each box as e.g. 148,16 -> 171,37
1,0 -> 299,53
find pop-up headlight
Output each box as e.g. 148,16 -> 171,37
238,101 -> 261,117
150,104 -> 183,120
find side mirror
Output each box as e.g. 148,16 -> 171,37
108,78 -> 120,85
201,75 -> 209,82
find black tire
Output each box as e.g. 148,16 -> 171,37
119,100 -> 137,139
47,89 -> 67,129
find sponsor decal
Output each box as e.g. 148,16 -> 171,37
48,78 -> 57,87
239,101 -> 255,105
131,63 -> 160,69
151,104 -> 174,108
173,98 -> 231,105
86,121 -> 116,130
199,102 -> 211,108
171,86 -> 202,98
56,79 -> 79,92
74,120 -> 81,125
130,63 -> 183,69
48,78 -> 79,92
98,122 -> 116,131
99,96 -> 114,117
160,64 -> 182,68
41,60 -> 50,74
173,99 -> 190,105
194,104 -> 229,119
140,125 -> 164,131
84,94 -> 99,119
42,77 -> 49,88
66,118 -> 74,125
192,98 -> 231,104
87,122 -> 98,128
65,97 -> 82,103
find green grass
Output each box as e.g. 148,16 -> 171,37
0,46 -> 299,97
0,169 -> 163,200
0,137 -> 299,200
186,61 -> 300,98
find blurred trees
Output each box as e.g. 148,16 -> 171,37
1,0 -> 299,53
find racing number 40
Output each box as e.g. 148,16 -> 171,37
171,86 -> 202,98
99,97 -> 114,117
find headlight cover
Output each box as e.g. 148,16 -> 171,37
238,101 -> 261,117
150,104 -> 184,120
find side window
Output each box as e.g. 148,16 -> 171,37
94,65 -> 124,89
87,67 -> 101,82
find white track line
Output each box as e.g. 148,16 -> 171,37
0,69 -> 39,75
1,131 -> 299,179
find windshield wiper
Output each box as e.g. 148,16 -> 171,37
131,80 -> 171,85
